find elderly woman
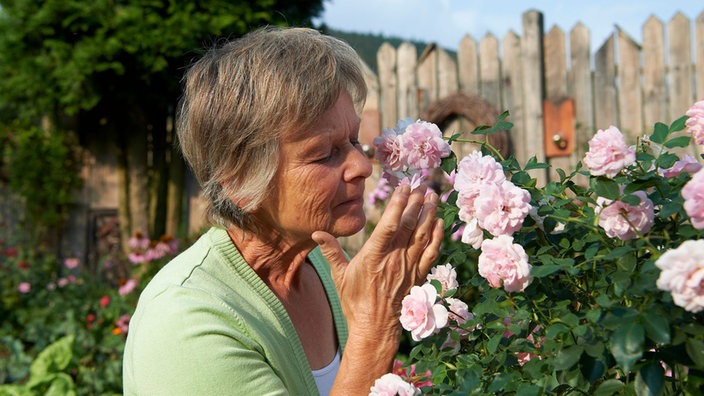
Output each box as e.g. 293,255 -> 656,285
123,27 -> 443,395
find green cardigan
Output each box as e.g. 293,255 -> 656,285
122,227 -> 348,395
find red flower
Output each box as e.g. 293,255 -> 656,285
99,296 -> 110,308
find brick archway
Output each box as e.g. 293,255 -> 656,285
420,92 -> 512,159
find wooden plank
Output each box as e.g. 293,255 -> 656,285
377,42 -> 397,129
568,22 -> 594,184
594,33 -> 618,130
668,12 -> 693,120
520,10 -> 547,185
642,16 -> 667,131
479,33 -> 501,109
458,35 -> 480,95
617,28 -> 643,142
359,61 -> 381,145
397,42 -> 418,119
502,31 -> 525,164
417,45 -> 438,112
437,47 -> 458,99
544,25 -> 568,99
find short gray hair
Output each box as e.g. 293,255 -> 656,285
176,27 -> 367,232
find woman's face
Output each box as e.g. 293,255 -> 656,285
255,90 -> 372,243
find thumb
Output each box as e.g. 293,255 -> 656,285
312,231 -> 348,282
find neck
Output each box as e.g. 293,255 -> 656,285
227,225 -> 316,297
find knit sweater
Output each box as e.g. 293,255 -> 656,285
122,227 -> 348,395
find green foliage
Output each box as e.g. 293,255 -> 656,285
2,125 -> 82,235
386,113 -> 704,394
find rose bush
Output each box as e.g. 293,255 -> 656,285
370,101 -> 704,395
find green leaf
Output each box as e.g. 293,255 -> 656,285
594,379 -> 625,396
592,177 -> 621,200
669,115 -> 688,133
440,151 -> 457,176
515,384 -> 541,396
524,156 -> 550,170
553,345 -> 583,370
663,135 -> 691,148
609,322 -> 645,373
28,335 -> 74,380
641,313 -> 671,345
686,338 -> 704,368
487,334 -> 503,354
531,264 -> 561,278
634,362 -> 664,396
650,122 -> 669,144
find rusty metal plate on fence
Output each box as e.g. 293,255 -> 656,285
543,98 -> 575,157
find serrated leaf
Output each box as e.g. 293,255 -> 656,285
609,322 -> 645,373
641,313 -> 671,345
634,362 -> 664,396
592,177 -> 620,200
554,345 -> 583,370
440,151 -> 457,175
650,122 -> 669,144
669,115 -> 688,132
663,135 -> 691,148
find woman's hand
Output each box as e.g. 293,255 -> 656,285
312,184 -> 444,393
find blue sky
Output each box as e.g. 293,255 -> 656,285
317,0 -> 703,52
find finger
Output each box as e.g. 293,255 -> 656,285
415,218 -> 444,283
406,191 -> 440,259
312,231 -> 348,284
367,184 -> 411,246
396,185 -> 429,238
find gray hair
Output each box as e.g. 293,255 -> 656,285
176,27 -> 367,232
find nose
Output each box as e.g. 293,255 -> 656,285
344,144 -> 373,182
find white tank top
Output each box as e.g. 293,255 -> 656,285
311,349 -> 341,396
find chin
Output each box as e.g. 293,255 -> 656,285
330,214 -> 367,237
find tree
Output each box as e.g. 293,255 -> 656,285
0,0 -> 325,250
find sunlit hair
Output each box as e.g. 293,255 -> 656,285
176,27 -> 367,232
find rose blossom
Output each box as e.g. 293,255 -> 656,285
401,121 -> 451,169
582,125 -> 636,177
685,99 -> 704,145
478,235 -> 533,292
596,191 -> 655,240
426,263 -> 459,295
369,373 -> 420,396
373,128 -> 405,172
474,181 -> 531,237
682,168 -> 704,229
400,283 -> 449,341
660,154 -> 702,178
655,239 -> 704,313
453,150 -> 506,193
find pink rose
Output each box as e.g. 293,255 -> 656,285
401,121 -> 451,169
583,126 -> 636,177
655,239 -> 704,313
596,191 -> 655,240
426,264 -> 459,295
17,282 -> 31,294
682,168 -> 704,229
474,181 -> 531,237
400,284 -> 449,341
478,235 -> 533,292
660,154 -> 703,178
453,150 -> 506,193
685,99 -> 704,145
369,373 -> 420,396
373,129 -> 406,172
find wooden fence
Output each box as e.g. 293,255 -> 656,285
357,9 -> 704,186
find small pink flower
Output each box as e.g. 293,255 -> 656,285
128,233 -> 151,251
660,154 -> 702,178
655,239 -> 704,313
474,181 -> 531,237
583,126 -> 636,177
446,297 -> 472,329
57,277 -> 69,288
64,257 -> 79,269
17,282 -> 31,294
400,284 -> 449,341
368,176 -> 393,206
478,235 -> 533,292
426,264 -> 458,295
401,121 -> 451,169
453,151 -> 506,193
682,168 -> 704,229
369,373 -> 420,396
685,99 -> 704,145
100,295 -> 110,308
115,314 -> 131,334
596,190 -> 655,240
119,279 -> 139,296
